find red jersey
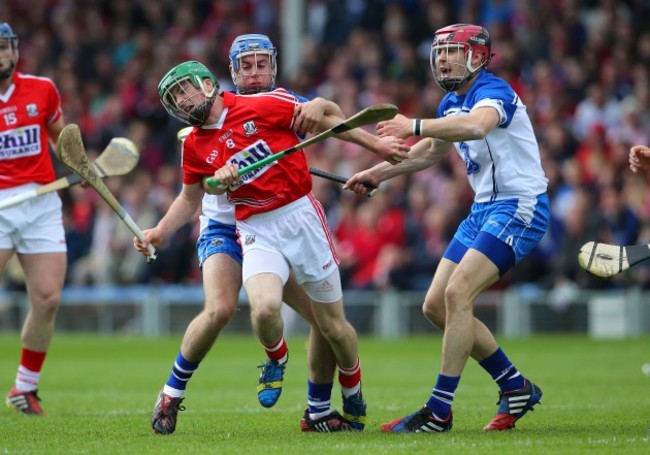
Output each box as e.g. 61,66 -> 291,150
182,89 -> 312,220
0,72 -> 62,189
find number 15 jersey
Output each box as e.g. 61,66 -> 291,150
0,72 -> 62,189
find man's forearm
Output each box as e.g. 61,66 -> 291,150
157,189 -> 201,235
371,138 -> 444,182
316,112 -> 381,151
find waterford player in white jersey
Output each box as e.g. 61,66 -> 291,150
345,24 -> 549,433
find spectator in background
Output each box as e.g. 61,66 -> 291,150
596,184 -> 639,248
572,83 -> 620,142
574,123 -> 612,186
335,192 -> 405,290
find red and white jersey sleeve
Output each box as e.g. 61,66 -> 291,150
0,72 -> 62,189
181,90 -> 312,220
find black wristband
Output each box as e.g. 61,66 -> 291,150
413,119 -> 422,136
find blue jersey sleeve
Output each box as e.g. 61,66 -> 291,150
469,73 -> 518,128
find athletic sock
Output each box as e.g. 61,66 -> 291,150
338,358 -> 361,398
162,352 -> 200,398
262,336 -> 289,364
307,380 -> 334,419
425,374 -> 460,420
14,348 -> 47,391
479,347 -> 525,392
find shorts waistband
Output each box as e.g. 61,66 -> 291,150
245,194 -> 312,223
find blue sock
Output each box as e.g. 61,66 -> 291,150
165,352 -> 200,391
425,374 -> 460,420
479,347 -> 525,392
307,380 -> 333,416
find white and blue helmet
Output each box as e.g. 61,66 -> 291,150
228,34 -> 277,94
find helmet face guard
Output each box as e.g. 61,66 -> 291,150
158,61 -> 220,126
430,24 -> 493,92
228,34 -> 277,94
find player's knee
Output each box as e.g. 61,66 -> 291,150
32,291 -> 61,315
202,304 -> 236,329
250,299 -> 281,323
444,279 -> 474,312
316,320 -> 352,347
422,299 -> 445,328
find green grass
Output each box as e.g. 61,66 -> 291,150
0,334 -> 648,454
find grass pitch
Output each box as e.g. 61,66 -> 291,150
0,334 -> 648,454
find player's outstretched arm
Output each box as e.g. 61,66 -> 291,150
378,108 -> 499,142
293,97 -> 343,136
629,145 -> 650,174
312,107 -> 410,164
344,138 -> 451,196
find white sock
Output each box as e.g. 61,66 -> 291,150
15,366 -> 40,392
162,385 -> 185,398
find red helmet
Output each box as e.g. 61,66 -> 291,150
430,24 -> 493,92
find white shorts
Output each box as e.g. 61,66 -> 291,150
0,183 -> 67,254
238,193 -> 340,286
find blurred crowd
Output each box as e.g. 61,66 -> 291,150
3,0 -> 650,293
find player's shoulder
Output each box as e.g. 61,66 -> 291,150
272,87 -> 309,101
247,88 -> 299,104
447,71 -> 514,111
15,72 -> 58,90
472,71 -> 513,96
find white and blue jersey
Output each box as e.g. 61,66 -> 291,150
439,71 -> 550,274
196,88 -> 310,268
437,71 -> 548,202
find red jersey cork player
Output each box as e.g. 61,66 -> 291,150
0,22 -> 67,416
146,60 -> 408,430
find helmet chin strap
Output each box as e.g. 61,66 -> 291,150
466,50 -> 479,73
187,96 -> 216,126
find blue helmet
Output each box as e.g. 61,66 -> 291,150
228,34 -> 277,94
0,22 -> 18,49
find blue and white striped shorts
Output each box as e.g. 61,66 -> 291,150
196,219 -> 242,268
444,193 -> 550,274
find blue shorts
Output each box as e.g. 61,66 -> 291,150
196,219 -> 242,268
443,194 -> 550,276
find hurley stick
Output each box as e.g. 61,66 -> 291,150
0,137 -> 139,211
57,124 -> 157,263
